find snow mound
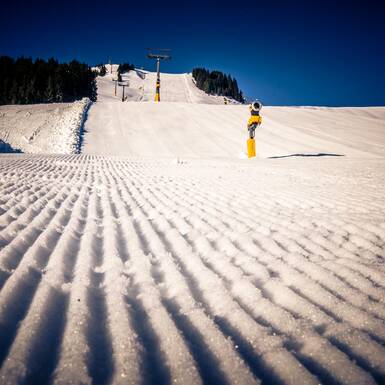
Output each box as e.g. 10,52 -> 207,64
0,98 -> 91,154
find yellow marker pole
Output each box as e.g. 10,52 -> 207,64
247,138 -> 256,158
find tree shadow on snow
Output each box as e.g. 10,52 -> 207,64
0,140 -> 22,153
268,153 -> 344,159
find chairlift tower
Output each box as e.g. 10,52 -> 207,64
147,48 -> 171,102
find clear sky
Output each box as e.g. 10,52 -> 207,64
1,0 -> 384,106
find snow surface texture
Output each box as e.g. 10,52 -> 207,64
83,69 -> 385,158
0,98 -> 90,154
0,155 -> 385,385
1,67 -> 385,385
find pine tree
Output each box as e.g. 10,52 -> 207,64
97,64 -> 107,77
25,78 -> 36,104
239,90 -> 244,103
55,82 -> 63,102
45,76 -> 55,102
10,81 -> 18,104
118,62 -> 134,74
202,79 -> 210,94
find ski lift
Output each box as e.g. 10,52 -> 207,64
146,48 -> 172,102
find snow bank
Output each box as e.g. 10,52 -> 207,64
0,98 -> 91,154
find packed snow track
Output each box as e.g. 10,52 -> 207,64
82,70 -> 385,158
1,154 -> 385,385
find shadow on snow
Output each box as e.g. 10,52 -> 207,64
0,140 -> 22,153
268,153 -> 345,159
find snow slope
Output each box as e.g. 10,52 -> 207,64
1,155 -> 385,385
0,98 -> 90,154
1,67 -> 385,385
83,70 -> 385,158
82,102 -> 385,158
96,66 -> 240,104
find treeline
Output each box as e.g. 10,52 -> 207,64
116,62 -> 135,81
118,62 -> 135,74
192,68 -> 244,102
96,62 -> 135,81
96,63 -> 107,76
0,56 -> 97,105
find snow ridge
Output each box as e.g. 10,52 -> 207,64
0,98 -> 91,154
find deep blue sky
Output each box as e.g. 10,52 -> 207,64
1,0 -> 385,106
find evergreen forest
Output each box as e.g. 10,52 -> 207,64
0,56 -> 97,105
192,68 -> 244,102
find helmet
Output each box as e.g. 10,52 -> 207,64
250,100 -> 262,112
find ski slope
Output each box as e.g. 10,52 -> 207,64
82,69 -> 385,158
0,67 -> 385,385
1,155 -> 385,385
95,66 -> 240,104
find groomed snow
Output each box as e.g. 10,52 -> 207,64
0,68 -> 385,385
1,155 -> 385,385
83,69 -> 385,158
